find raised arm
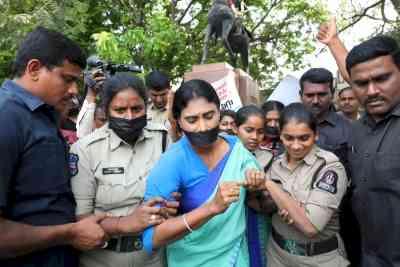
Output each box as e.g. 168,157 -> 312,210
317,17 -> 350,83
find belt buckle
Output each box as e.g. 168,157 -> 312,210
119,236 -> 143,252
283,240 -> 306,256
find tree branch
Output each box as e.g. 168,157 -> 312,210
251,0 -> 282,35
177,0 -> 195,25
381,0 -> 398,23
338,0 -> 383,34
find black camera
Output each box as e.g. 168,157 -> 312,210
84,55 -> 142,92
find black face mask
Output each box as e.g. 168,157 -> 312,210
183,126 -> 220,147
108,115 -> 147,146
265,126 -> 280,139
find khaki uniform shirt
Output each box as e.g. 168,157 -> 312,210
147,103 -> 169,128
268,146 -> 348,242
70,122 -> 169,217
254,148 -> 273,171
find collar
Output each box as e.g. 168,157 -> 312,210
361,103 -> 400,127
279,145 -> 318,168
302,145 -> 318,166
319,110 -> 338,126
149,102 -> 167,112
2,79 -> 45,111
108,123 -> 153,151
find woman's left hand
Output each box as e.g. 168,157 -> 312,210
241,169 -> 266,191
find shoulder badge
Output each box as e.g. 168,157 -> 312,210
316,170 -> 338,194
68,153 -> 79,177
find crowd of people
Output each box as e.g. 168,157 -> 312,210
0,16 -> 400,267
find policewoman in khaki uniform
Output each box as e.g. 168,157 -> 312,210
261,103 -> 349,267
70,74 -> 172,267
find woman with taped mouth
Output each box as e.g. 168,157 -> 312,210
69,73 -> 178,267
249,103 -> 349,267
142,79 -> 266,267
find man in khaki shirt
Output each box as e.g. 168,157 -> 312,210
266,146 -> 349,267
70,121 -> 169,267
145,70 -> 171,127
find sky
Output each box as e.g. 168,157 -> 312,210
290,0 -> 398,80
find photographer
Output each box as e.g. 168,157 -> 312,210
77,56 -> 142,138
76,66 -> 106,138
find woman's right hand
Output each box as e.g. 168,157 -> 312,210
208,182 -> 241,215
119,197 -> 166,234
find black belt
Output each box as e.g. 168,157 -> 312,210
104,236 -> 143,253
272,228 -> 338,256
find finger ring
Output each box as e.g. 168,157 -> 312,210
150,215 -> 156,220
101,242 -> 108,249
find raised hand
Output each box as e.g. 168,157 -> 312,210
317,17 -> 338,46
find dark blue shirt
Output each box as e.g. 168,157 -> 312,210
349,104 -> 400,266
0,80 -> 77,267
316,110 -> 351,152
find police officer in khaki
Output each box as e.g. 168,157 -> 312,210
145,70 -> 171,127
257,103 -> 350,267
70,73 -> 175,267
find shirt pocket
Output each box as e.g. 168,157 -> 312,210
95,166 -> 128,208
22,140 -> 69,194
94,164 -> 150,209
374,152 -> 400,181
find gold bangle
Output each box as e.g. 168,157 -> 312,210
182,214 -> 193,233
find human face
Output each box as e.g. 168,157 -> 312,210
149,88 -> 170,110
265,110 -> 280,128
301,82 -> 332,119
338,89 -> 360,116
280,120 -> 316,162
108,88 -> 146,119
350,55 -> 400,121
219,115 -> 236,134
178,97 -> 220,134
236,115 -> 265,152
37,60 -> 82,109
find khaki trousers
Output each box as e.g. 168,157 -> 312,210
266,236 -> 350,267
79,247 -> 165,267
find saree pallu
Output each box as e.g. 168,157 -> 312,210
166,139 -> 259,267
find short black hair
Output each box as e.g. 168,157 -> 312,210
172,79 -> 220,120
280,103 -> 317,133
235,105 -> 264,127
12,26 -> 86,77
346,35 -> 400,75
101,73 -> 148,117
145,70 -> 171,92
299,68 -> 334,95
220,109 -> 236,122
261,100 -> 284,115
